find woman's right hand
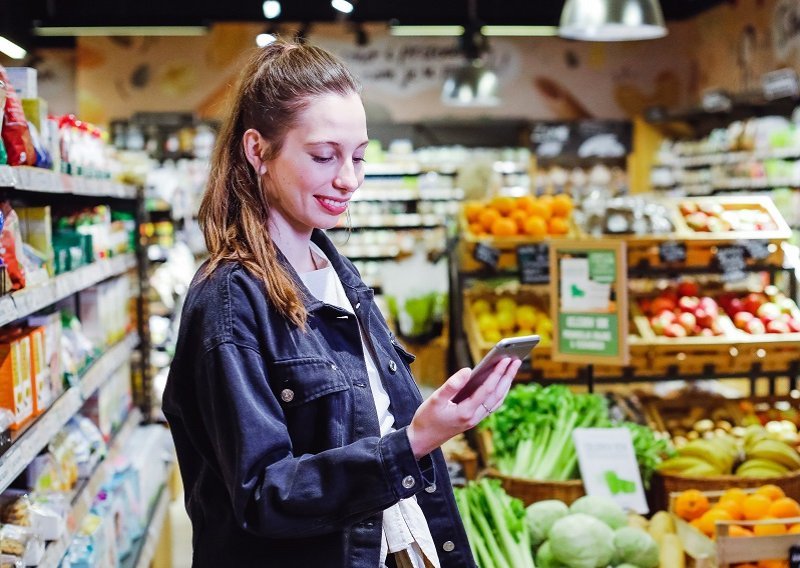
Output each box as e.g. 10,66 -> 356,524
406,357 -> 522,460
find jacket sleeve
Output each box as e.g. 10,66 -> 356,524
194,340 -> 433,538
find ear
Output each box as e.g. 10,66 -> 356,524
242,129 -> 268,175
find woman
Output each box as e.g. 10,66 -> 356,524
163,39 -> 521,568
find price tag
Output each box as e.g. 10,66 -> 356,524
573,428 -> 648,514
472,242 -> 500,269
715,245 -> 747,282
701,89 -> 733,113
0,297 -> 16,325
762,68 -> 800,101
517,243 -> 550,284
658,241 -> 687,264
741,239 -> 771,261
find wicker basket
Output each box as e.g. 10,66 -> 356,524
482,468 -> 585,506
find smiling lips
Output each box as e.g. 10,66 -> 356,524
316,196 -> 349,215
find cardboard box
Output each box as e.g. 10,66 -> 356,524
5,67 -> 37,99
26,327 -> 50,416
17,206 -> 54,277
0,333 -> 34,429
27,313 -> 63,399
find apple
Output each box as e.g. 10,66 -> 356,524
677,281 -> 699,298
639,298 -> 652,314
698,201 -> 724,216
700,328 -> 714,337
778,297 -> 798,314
679,201 -> 699,215
742,293 -> 766,315
651,296 -> 677,315
699,297 -> 719,315
746,319 -> 766,335
695,308 -> 715,329
757,302 -> 782,323
766,320 -> 790,334
787,319 -> 800,333
664,323 -> 688,338
729,298 -> 744,314
685,211 -> 709,231
678,312 -> 697,332
707,217 -> 729,233
678,296 -> 700,314
733,311 -> 755,330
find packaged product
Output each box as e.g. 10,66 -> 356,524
1,492 -> 64,540
0,524 -> 43,566
0,203 -> 25,291
0,67 -> 35,166
0,553 -> 22,568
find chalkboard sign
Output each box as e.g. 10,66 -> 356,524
741,239 -> 771,261
517,243 -> 550,284
530,120 -> 632,160
701,90 -> 733,113
715,245 -> 747,282
658,241 -> 687,264
762,68 -> 800,101
473,242 -> 500,269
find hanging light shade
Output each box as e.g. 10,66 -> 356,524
559,0 -> 667,41
441,59 -> 500,107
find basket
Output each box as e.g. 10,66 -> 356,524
482,468 -> 585,506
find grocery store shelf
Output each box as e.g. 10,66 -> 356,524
39,407 -> 142,568
0,253 -> 137,327
122,482 -> 171,568
672,147 -> 800,168
0,166 -> 137,199
364,164 -> 421,176
0,331 -> 139,493
353,188 -> 463,202
329,214 -> 445,231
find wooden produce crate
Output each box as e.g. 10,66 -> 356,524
717,517 -> 800,568
641,393 -> 746,438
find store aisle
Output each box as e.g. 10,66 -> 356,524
169,491 -> 193,568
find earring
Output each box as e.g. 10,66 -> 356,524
259,164 -> 267,175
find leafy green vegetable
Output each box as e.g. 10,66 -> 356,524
549,513 -> 615,568
613,527 -> 660,568
525,499 -> 569,547
569,495 -> 627,530
535,540 -> 569,568
619,421 -> 674,489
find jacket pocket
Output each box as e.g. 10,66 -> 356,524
270,357 -> 350,407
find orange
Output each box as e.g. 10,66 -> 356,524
509,209 -> 529,232
753,518 -> 787,536
727,524 -> 754,537
515,195 -> 537,213
690,518 -> 704,532
735,564 -> 758,568
523,216 -> 548,238
720,488 -> 749,506
697,509 -> 732,536
714,499 -> 744,520
551,194 -> 574,218
464,202 -> 484,223
468,222 -> 486,236
675,489 -> 711,521
743,494 -> 772,520
548,217 -> 570,235
767,497 -> 800,519
478,208 -> 501,232
788,523 -> 800,534
755,484 -> 785,501
528,199 -> 552,221
490,196 -> 516,216
491,217 -> 518,237
757,561 -> 789,568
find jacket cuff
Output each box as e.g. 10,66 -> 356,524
378,427 -> 436,500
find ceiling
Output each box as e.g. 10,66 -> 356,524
5,0 -> 728,48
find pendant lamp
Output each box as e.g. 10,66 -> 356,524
559,0 -> 667,41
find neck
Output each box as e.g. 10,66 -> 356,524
269,219 -> 317,272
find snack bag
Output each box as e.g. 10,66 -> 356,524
0,67 -> 35,166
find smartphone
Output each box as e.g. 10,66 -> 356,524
450,334 -> 540,404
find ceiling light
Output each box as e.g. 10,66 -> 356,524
262,1 -> 281,19
441,59 -> 500,107
0,36 -> 26,59
559,0 -> 667,41
331,0 -> 354,14
34,25 -> 208,36
481,25 -> 559,37
390,25 -> 465,37
256,33 -> 276,47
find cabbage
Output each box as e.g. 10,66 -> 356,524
526,500 -> 570,547
613,527 -> 660,568
549,513 -> 615,568
569,495 -> 627,529
536,541 -> 569,568
615,564 -> 639,568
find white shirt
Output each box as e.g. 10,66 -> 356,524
299,243 -> 440,568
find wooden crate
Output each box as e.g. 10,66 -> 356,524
717,518 -> 800,567
642,393 -> 745,437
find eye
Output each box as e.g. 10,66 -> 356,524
353,156 -> 366,164
312,155 -> 334,163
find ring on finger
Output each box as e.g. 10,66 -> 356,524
481,403 -> 492,414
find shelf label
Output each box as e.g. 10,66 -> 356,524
573,428 -> 648,514
658,241 -> 687,264
741,239 -> 771,261
762,68 -> 800,101
701,89 -> 733,113
473,242 -> 500,269
715,245 -> 747,282
517,243 -> 550,284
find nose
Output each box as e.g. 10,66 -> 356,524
333,160 -> 361,193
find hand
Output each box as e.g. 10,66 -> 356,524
406,357 -> 522,460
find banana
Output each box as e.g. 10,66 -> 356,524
678,439 -> 733,474
681,462 -> 722,477
657,456 -> 717,474
735,458 -> 790,477
746,439 -> 800,471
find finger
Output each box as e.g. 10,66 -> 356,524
460,357 -> 512,412
488,360 -> 521,411
435,368 -> 472,400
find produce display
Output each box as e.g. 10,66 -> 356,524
679,200 -> 779,233
639,281 -> 726,338
471,296 -> 553,346
464,194 -> 574,237
657,423 -> 800,478
578,194 -> 674,236
718,287 -> 800,335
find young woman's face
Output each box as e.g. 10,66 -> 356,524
264,92 -> 368,235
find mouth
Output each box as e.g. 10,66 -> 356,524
316,196 -> 349,215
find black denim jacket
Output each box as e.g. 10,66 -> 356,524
162,229 -> 475,567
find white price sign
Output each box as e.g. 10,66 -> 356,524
572,428 -> 648,514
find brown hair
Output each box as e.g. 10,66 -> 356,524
198,38 -> 361,328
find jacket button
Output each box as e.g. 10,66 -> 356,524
442,541 -> 455,552
280,389 -> 294,403
331,363 -> 338,371
425,484 -> 436,493
388,360 -> 397,373
355,302 -> 361,309
402,475 -> 415,489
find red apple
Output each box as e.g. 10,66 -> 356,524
757,302 -> 782,323
787,319 -> 800,333
677,281 -> 699,298
778,297 -> 798,314
717,292 -> 736,312
695,308 -> 715,329
700,328 -> 715,337
651,296 -> 677,315
733,311 -> 755,330
766,320 -> 790,334
678,296 -> 700,314
743,293 -> 766,315
639,297 -> 652,315
679,201 -> 699,215
746,319 -> 766,335
664,323 -> 688,338
685,211 -> 709,231
678,312 -> 697,332
699,297 -> 719,316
